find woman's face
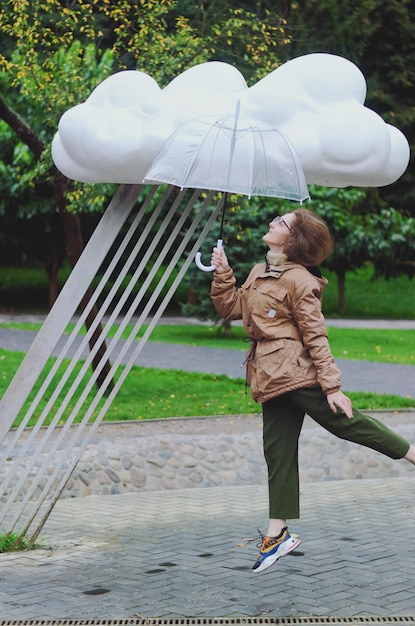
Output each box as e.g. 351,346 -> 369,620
263,212 -> 296,250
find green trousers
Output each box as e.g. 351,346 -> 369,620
262,386 -> 410,520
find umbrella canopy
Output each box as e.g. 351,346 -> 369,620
144,105 -> 310,203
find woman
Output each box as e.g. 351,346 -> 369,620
210,208 -> 415,574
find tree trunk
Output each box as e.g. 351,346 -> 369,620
43,255 -> 61,309
1,91 -> 116,390
337,269 -> 346,316
217,319 -> 233,338
53,170 -> 114,391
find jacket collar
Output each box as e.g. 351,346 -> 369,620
261,256 -> 327,287
265,251 -> 287,271
265,251 -> 323,279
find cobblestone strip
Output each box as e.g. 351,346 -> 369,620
2,415 -> 414,501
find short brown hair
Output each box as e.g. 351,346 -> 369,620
282,208 -> 334,266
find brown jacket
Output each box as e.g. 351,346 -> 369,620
211,260 -> 342,403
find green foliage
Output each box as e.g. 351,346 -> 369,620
363,208 -> 415,278
182,186 -> 382,320
0,0 -> 291,212
0,0 -> 293,303
307,186 -> 368,276
0,531 -> 34,552
312,188 -> 415,279
0,6 -> 119,294
180,185 -> 415,320
0,34 -> 116,216
2,0 -> 414,315
98,1 -> 289,84
274,0 -> 415,213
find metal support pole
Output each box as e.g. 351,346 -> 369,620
0,184 -> 142,444
0,184 -> 223,543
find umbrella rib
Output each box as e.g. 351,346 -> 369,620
180,123 -> 223,189
255,127 -> 268,196
277,128 -> 310,201
226,100 -> 241,189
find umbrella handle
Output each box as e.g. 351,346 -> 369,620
195,239 -> 223,272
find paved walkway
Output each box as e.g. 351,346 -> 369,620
0,316 -> 415,620
1,477 -> 415,620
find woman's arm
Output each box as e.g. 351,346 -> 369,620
291,278 -> 353,418
291,278 -> 342,387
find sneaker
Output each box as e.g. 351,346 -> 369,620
252,527 -> 301,573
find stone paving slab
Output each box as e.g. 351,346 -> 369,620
1,476 -> 414,620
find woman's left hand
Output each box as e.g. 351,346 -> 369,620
326,390 -> 353,419
211,245 -> 229,272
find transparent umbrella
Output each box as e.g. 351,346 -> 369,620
145,101 -> 309,270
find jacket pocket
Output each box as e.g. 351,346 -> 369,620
254,284 -> 288,325
250,338 -> 317,400
255,338 -> 286,358
249,339 -> 289,393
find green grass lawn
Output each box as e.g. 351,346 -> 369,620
1,260 -> 415,420
1,320 -> 414,426
0,347 -> 259,426
1,346 -> 413,428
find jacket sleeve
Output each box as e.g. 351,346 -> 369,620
210,267 -> 243,321
291,278 -> 342,395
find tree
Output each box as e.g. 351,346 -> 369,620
0,0 -> 292,292
276,188 -> 415,315
272,0 -> 415,214
0,0 -> 295,372
179,0 -> 415,323
0,8 -> 117,298
0,0 -> 293,312
364,208 -> 415,279
0,3 -> 117,386
100,0 -> 289,82
306,187 -> 368,315
182,184 -> 415,321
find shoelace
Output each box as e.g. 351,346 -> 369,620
256,528 -> 267,549
237,528 -> 265,548
238,528 -> 298,550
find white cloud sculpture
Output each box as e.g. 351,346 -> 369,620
52,53 -> 410,189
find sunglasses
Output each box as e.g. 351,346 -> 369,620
272,216 -> 292,232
